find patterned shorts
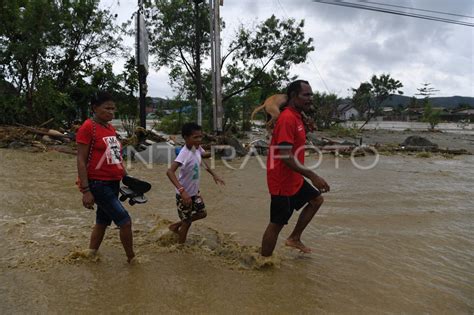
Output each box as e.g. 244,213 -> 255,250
176,192 -> 206,222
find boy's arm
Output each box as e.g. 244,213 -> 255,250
166,161 -> 192,206
166,161 -> 184,189
201,151 -> 212,159
202,159 -> 225,185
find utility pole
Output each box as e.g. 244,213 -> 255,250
137,0 -> 148,129
209,0 -> 223,133
195,0 -> 203,126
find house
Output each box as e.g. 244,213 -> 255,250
382,107 -> 394,114
404,108 -> 423,121
336,102 -> 359,121
453,109 -> 474,115
446,108 -> 474,122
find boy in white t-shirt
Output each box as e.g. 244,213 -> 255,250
166,122 -> 225,243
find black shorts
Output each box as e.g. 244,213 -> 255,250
176,192 -> 206,223
270,180 -> 321,225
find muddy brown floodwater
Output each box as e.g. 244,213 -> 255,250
0,149 -> 473,313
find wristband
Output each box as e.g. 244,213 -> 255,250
80,186 -> 90,193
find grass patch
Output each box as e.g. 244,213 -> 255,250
377,143 -> 399,155
441,153 -> 454,159
328,125 -> 360,138
416,151 -> 432,158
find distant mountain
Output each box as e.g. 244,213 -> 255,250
148,97 -> 180,109
381,95 -> 474,109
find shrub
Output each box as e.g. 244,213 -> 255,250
328,124 -> 360,138
0,96 -> 26,125
416,151 -> 432,158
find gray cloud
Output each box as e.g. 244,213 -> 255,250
281,0 -> 474,96
106,0 -> 473,97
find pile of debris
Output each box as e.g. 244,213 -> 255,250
0,124 -> 76,154
400,136 -> 470,155
375,136 -> 470,155
13,123 -> 467,162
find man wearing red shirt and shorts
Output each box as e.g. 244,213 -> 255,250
261,80 -> 330,257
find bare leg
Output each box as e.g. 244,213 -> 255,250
286,195 -> 324,253
176,212 -> 207,243
177,221 -> 191,244
168,221 -> 182,233
119,220 -> 135,263
170,211 -> 207,235
89,224 -> 107,251
261,222 -> 285,257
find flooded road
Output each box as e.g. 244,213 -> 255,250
0,149 -> 473,313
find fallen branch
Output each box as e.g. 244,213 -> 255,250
15,123 -> 69,139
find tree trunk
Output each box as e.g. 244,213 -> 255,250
358,99 -> 373,131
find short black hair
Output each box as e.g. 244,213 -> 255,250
90,91 -> 113,109
181,122 -> 202,138
286,80 -> 309,99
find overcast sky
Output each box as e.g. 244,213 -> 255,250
104,0 -> 473,98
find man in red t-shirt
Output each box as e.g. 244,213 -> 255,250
261,80 -> 330,257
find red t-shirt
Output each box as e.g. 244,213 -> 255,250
76,119 -> 125,181
267,107 -> 306,196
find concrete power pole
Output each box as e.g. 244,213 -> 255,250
137,0 -> 148,129
209,0 -> 223,133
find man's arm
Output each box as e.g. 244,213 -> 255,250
279,147 -> 330,192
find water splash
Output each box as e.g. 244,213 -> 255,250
146,219 -> 281,270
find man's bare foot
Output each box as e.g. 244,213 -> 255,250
86,249 -> 98,257
168,223 -> 181,234
285,239 -> 312,253
127,254 -> 136,264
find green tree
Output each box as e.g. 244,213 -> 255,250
116,57 -> 140,136
0,0 -> 58,116
422,103 -> 441,130
53,0 -> 123,92
416,82 -> 439,100
0,0 -> 123,125
144,1 -> 314,126
352,74 -> 403,130
221,15 -> 314,102
225,77 -> 281,131
145,0 -> 210,113
312,92 -> 340,129
417,83 -> 440,130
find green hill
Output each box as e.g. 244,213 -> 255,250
381,95 -> 474,109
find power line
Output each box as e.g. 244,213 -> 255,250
312,0 -> 474,27
275,0 -> 332,94
359,0 -> 474,19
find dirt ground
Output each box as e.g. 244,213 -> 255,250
317,129 -> 474,153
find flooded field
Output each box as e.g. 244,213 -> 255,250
0,149 -> 473,313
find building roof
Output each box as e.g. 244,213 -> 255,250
337,102 -> 356,113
